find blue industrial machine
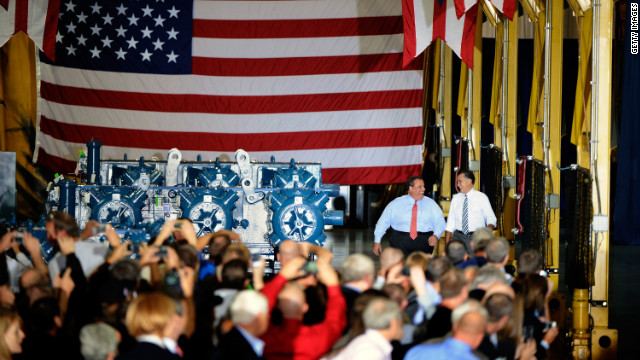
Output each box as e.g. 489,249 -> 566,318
44,141 -> 343,270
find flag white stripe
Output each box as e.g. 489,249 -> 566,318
26,0 -> 48,49
41,63 -> 421,96
193,0 -> 401,21
40,101 -> 422,133
460,0 -> 477,14
0,0 -> 15,48
39,133 -> 423,168
192,35 -> 403,59
445,0 -> 464,56
413,0 -> 434,57
489,0 -> 505,10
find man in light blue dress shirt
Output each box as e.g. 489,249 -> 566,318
373,176 -> 446,258
404,299 -> 488,360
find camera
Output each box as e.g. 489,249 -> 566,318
300,261 -> 318,276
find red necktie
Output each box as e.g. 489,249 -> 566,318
410,200 -> 418,240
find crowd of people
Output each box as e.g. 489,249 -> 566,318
0,208 -> 559,360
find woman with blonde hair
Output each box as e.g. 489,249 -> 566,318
0,309 -> 24,360
115,292 -> 185,360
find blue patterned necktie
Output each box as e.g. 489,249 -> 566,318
462,194 -> 469,234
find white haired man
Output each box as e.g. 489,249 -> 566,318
329,297 -> 403,360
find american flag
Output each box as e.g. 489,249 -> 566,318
36,0 -> 425,185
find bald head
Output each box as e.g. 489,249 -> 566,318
278,240 -> 302,266
456,312 -> 486,336
380,248 -> 404,269
451,300 -> 488,349
277,283 -> 307,319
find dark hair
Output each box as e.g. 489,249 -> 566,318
439,268 -> 467,299
176,244 -> 199,269
406,176 -> 424,190
446,240 -> 469,264
486,237 -> 509,264
426,256 -> 453,282
47,211 -> 80,238
29,297 -> 60,332
522,274 -> 548,314
459,170 -> 475,185
209,234 -> 231,249
517,249 -> 543,275
485,293 -> 514,322
221,259 -> 249,289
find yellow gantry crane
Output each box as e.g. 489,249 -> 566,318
428,0 -> 617,358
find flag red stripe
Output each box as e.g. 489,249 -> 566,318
36,149 -> 78,176
453,0 -> 466,20
432,0 -> 447,43
42,0 -> 61,61
193,53 -> 422,76
459,4 -> 477,69
401,0 -> 417,67
502,0 -> 516,20
41,82 -> 422,114
14,0 -> 28,33
322,164 -> 423,184
39,116 -> 422,151
193,16 -> 402,39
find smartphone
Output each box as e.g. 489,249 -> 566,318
92,224 -> 108,235
127,242 -> 139,254
13,232 -> 24,244
251,251 -> 263,267
401,266 -> 411,276
523,325 -> 535,341
56,255 -> 67,273
156,245 -> 168,258
162,268 -> 183,299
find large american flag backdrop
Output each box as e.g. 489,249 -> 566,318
36,0 -> 425,185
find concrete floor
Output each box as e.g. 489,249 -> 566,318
323,226 -> 633,359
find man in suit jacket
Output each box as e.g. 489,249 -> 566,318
219,290 -> 270,360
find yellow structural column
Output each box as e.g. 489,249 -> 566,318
531,0 -> 561,288
471,9 -> 483,192
546,0 -> 562,289
505,13 -> 518,197
590,0 -> 613,332
438,42 -> 453,217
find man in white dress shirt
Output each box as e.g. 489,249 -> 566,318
445,171 -> 497,254
328,297 -> 402,360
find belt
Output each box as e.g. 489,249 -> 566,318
393,229 -> 433,236
454,230 -> 474,236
